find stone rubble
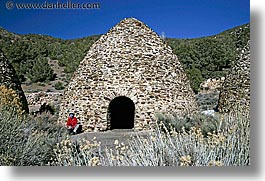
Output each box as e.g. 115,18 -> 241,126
58,18 -> 198,132
200,77 -> 225,93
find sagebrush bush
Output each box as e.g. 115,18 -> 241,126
0,106 -> 67,166
48,137 -> 101,166
0,85 -> 24,115
0,86 -> 64,166
156,112 -> 221,137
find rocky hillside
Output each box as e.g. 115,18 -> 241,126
0,27 -> 99,92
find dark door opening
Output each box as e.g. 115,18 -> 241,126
108,96 -> 135,129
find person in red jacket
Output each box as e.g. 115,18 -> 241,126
66,113 -> 81,134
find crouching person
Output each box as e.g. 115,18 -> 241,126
66,113 -> 82,135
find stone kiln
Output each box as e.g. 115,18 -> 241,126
0,49 -> 29,113
218,41 -> 250,113
58,18 -> 198,131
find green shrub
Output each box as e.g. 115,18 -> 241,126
54,81 -> 64,90
38,104 -> 56,115
185,65 -> 204,94
38,83 -> 46,87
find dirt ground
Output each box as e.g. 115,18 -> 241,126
70,129 -> 152,149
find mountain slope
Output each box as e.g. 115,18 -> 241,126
0,23 -> 250,93
166,23 -> 250,92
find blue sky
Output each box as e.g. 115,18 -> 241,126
0,0 -> 250,39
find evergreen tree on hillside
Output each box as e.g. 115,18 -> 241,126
185,64 -> 203,94
28,57 -> 54,83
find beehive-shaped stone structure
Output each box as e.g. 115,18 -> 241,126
58,18 -> 198,131
0,49 -> 29,113
218,41 -> 250,113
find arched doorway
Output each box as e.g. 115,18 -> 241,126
108,96 -> 135,129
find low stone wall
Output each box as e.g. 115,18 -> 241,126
25,92 -> 63,114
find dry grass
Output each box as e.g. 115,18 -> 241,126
49,111 -> 250,166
